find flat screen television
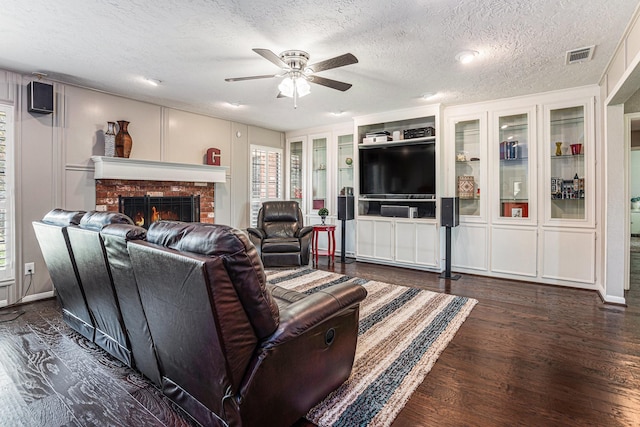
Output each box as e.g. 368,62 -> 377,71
359,142 -> 436,197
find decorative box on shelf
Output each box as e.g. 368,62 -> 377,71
457,176 -> 475,199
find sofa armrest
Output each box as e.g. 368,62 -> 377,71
296,226 -> 313,239
261,282 -> 367,348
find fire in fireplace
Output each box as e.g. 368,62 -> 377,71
119,195 -> 200,229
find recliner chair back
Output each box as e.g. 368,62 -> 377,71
128,221 -> 279,426
100,222 -> 161,386
66,211 -> 134,365
32,209 -> 94,340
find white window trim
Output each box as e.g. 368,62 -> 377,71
0,104 -> 15,287
249,144 -> 283,227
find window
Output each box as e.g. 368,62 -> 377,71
0,105 -> 14,284
250,145 -> 283,226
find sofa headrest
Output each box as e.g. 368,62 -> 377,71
146,221 -> 193,247
100,223 -> 146,241
79,211 -> 134,231
262,201 -> 300,223
42,209 -> 86,227
148,221 -> 245,256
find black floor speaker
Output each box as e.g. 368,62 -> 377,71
337,195 -> 354,220
440,197 -> 459,227
338,195 -> 355,263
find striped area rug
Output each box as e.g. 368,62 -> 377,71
265,267 -> 477,427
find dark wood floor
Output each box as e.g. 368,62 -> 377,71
2,255 -> 640,427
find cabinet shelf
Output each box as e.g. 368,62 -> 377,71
359,136 -> 435,149
550,116 -> 584,125
551,154 -> 584,160
500,157 -> 529,162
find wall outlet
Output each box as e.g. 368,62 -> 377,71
24,262 -> 35,275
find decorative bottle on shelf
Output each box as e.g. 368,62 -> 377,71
104,122 -> 116,157
115,120 -> 133,158
555,142 -> 563,156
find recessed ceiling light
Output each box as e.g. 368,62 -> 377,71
144,78 -> 161,86
332,110 -> 345,116
422,92 -> 437,100
455,50 -> 479,64
229,101 -> 242,108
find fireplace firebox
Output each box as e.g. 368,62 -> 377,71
119,195 -> 200,229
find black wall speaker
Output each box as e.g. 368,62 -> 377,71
440,197 -> 459,227
337,195 -> 354,220
27,81 -> 54,114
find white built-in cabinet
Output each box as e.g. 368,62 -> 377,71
285,88 -> 599,289
356,217 -> 440,268
285,125 -> 356,257
353,105 -> 442,271
447,86 -> 599,289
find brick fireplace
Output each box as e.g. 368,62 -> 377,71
91,156 -> 227,226
95,179 -> 214,224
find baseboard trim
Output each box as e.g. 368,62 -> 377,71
21,290 -> 55,304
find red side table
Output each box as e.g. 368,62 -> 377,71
312,224 -> 336,264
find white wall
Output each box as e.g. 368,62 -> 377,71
599,3 -> 640,303
0,69 -> 284,305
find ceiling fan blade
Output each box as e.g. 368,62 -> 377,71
307,53 -> 358,73
253,48 -> 289,69
308,75 -> 353,91
276,92 -> 287,98
225,74 -> 279,82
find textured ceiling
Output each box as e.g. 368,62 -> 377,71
1,0 -> 638,132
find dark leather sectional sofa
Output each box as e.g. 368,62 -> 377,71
33,209 -> 367,427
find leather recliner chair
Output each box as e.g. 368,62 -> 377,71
66,211 -> 135,365
32,209 -> 95,341
247,201 -> 312,267
127,221 -> 367,427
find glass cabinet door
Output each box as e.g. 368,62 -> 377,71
455,119 -> 481,216
337,134 -> 354,195
548,105 -> 585,220
312,136 -> 327,212
288,139 -> 304,206
498,113 -> 530,218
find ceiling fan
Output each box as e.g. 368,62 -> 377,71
225,48 -> 358,108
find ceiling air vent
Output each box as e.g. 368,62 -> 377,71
566,46 -> 595,65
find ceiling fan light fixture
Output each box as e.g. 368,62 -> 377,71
296,78 -> 311,97
455,50 -> 478,64
278,76 -> 311,98
278,77 -> 294,97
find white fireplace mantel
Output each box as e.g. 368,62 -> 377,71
91,156 -> 227,183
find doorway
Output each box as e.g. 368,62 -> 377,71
626,114 -> 640,293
